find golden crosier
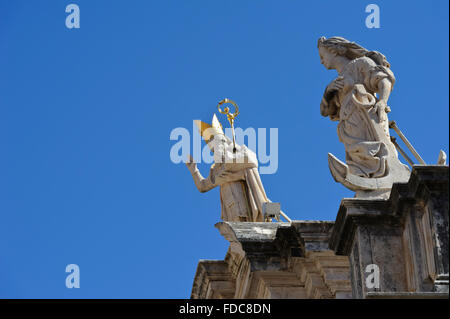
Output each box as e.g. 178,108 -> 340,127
217,98 -> 239,152
217,98 -> 239,128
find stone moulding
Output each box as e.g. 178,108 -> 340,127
190,165 -> 448,299
329,165 -> 449,298
330,165 -> 449,255
191,221 -> 352,299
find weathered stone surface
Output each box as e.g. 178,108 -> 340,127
191,260 -> 235,299
329,165 -> 449,298
191,221 -> 351,299
191,166 -> 448,299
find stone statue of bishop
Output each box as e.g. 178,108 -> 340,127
186,114 -> 272,222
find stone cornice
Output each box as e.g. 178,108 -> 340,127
215,221 -> 338,271
329,165 -> 449,255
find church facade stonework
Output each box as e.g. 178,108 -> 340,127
187,37 -> 449,299
191,166 -> 448,299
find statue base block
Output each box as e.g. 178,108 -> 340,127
329,166 -> 449,298
191,221 -> 352,299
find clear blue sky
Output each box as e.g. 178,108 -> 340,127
0,0 -> 448,298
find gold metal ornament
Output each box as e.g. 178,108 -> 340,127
217,98 -> 240,152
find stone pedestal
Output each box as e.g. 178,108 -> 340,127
329,166 -> 449,298
191,221 -> 352,299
